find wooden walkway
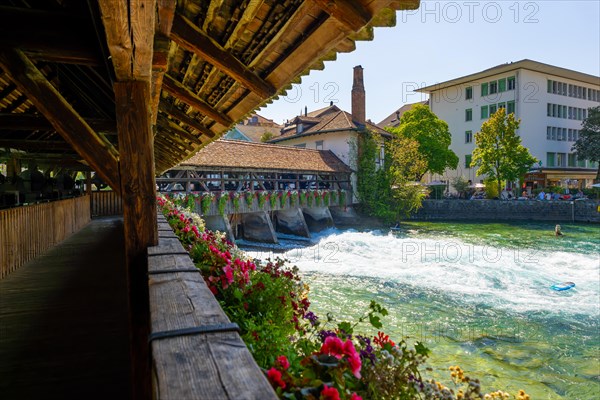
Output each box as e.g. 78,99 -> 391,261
0,217 -> 131,399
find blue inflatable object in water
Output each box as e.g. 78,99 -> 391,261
551,282 -> 576,291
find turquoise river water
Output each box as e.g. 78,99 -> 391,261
245,221 -> 599,399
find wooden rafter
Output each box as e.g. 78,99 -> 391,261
0,139 -> 74,151
0,48 -> 120,192
0,113 -> 116,133
156,115 -> 202,145
158,102 -> 215,138
313,0 -> 372,32
171,13 -> 276,99
162,74 -> 233,127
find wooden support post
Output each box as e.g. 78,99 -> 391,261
85,171 -> 92,196
115,80 -> 157,400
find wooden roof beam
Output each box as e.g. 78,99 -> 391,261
0,113 -> 116,133
162,74 -> 233,127
0,48 -> 120,192
156,115 -> 202,145
0,139 -> 74,151
151,0 -> 177,123
158,103 -> 215,138
313,0 -> 372,32
171,13 -> 276,99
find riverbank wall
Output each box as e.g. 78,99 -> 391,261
411,199 -> 600,223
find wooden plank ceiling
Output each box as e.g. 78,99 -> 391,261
0,0 -> 420,176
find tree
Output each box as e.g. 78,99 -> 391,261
386,104 -> 458,180
387,135 -> 428,217
451,176 -> 470,199
260,131 -> 274,142
471,108 -> 538,196
572,105 -> 600,180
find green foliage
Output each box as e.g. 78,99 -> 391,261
386,104 -> 458,180
258,191 -> 268,208
186,194 -> 196,212
280,192 -> 287,208
201,193 -> 213,214
339,190 -> 345,206
233,194 -> 241,211
572,105 -> 600,179
483,178 -> 498,199
451,176 -> 470,199
218,192 -> 229,215
269,192 -> 278,209
245,192 -> 254,208
307,191 -> 314,207
260,131 -> 274,142
323,191 -> 330,206
472,108 -> 538,196
299,191 -> 307,206
290,191 -> 298,207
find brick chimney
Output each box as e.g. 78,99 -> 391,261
351,65 -> 366,125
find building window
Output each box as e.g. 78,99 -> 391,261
465,108 -> 473,121
568,129 -> 573,141
507,100 -> 515,115
568,153 -> 577,167
546,152 -> 555,167
294,143 -> 306,148
481,83 -> 488,97
508,76 -> 516,90
489,104 -> 497,115
489,81 -> 498,94
547,103 -> 552,117
577,158 -> 586,168
465,130 -> 473,143
315,140 -> 324,150
465,86 -> 473,100
562,128 -> 567,141
573,129 -> 579,141
557,105 -> 562,118
465,154 -> 472,169
546,126 -> 551,140
547,80 -> 552,93
498,102 -> 506,110
557,153 -> 566,167
551,127 -> 557,140
577,108 -> 582,120
481,105 -> 489,119
498,78 -> 506,92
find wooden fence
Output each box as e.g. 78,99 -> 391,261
148,214 -> 277,399
0,195 -> 91,279
91,191 -> 122,217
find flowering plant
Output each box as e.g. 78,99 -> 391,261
307,191 -> 314,207
299,190 -> 307,206
339,189 -> 346,207
258,191 -> 269,209
201,192 -> 214,214
280,191 -> 287,208
290,190 -> 298,207
232,192 -> 241,211
218,191 -> 229,215
245,191 -> 254,208
323,190 -> 331,206
269,191 -> 278,209
331,190 -> 338,205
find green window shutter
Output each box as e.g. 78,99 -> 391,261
508,76 -> 516,90
481,83 -> 488,96
490,104 -> 497,115
481,105 -> 488,119
546,152 -> 555,167
498,78 -> 506,92
465,154 -> 472,169
465,108 -> 472,121
547,80 -> 552,93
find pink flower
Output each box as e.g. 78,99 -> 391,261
267,367 -> 286,389
222,265 -> 234,284
347,353 -> 362,379
350,393 -> 362,400
321,336 -> 344,359
320,385 -> 340,400
277,355 -> 290,370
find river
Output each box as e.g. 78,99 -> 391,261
245,221 -> 600,399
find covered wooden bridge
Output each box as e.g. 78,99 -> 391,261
0,0 -> 420,398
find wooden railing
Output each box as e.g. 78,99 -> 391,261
0,195 -> 91,279
147,214 -> 277,399
91,190 -> 122,217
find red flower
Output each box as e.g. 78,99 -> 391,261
320,385 -> 340,400
267,367 -> 286,389
350,393 -> 362,400
347,353 -> 362,379
277,355 -> 290,370
374,331 -> 395,348
320,336 -> 344,359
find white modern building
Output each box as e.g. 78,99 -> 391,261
416,59 -> 600,190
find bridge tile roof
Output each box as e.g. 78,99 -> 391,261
180,139 -> 351,173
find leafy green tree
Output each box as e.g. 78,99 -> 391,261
386,104 -> 458,180
471,108 -> 538,196
572,105 -> 600,180
451,176 -> 470,199
387,135 -> 428,218
260,131 -> 274,142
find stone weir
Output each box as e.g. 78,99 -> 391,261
412,199 -> 600,223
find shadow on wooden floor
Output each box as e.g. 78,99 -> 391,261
0,217 -> 131,399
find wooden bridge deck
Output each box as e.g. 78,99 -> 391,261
0,217 -> 131,399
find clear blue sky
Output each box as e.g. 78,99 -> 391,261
260,1 -> 600,125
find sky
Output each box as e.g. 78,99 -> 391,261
259,1 -> 600,126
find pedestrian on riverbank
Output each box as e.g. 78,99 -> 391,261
555,224 -> 564,236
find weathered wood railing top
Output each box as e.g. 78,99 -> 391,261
148,214 -> 277,399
